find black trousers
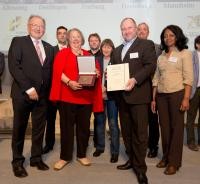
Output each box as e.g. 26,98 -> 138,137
148,106 -> 160,150
11,97 -> 47,165
186,88 -> 200,145
44,101 -> 58,148
157,90 -> 184,168
59,102 -> 92,161
118,98 -> 148,173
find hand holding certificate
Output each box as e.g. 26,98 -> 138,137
107,63 -> 129,91
77,56 -> 96,86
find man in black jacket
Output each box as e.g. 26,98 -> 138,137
43,25 -> 68,154
8,15 -> 54,178
137,22 -> 162,158
111,18 -> 156,184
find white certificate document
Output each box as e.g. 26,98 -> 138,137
107,63 -> 129,91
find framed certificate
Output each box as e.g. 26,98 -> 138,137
107,63 -> 129,91
77,56 -> 96,86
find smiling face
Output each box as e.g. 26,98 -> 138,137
121,18 -> 137,42
28,16 -> 45,40
163,28 -> 176,48
102,44 -> 113,58
68,29 -> 83,50
88,36 -> 101,51
57,28 -> 68,45
137,23 -> 149,40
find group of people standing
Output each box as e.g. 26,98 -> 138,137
7,14 -> 199,184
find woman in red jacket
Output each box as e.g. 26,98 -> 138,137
50,28 -> 103,170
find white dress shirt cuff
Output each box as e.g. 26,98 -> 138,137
26,87 -> 35,94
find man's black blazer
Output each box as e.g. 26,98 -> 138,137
8,35 -> 54,99
0,52 -> 5,76
111,37 -> 157,104
53,45 -> 59,58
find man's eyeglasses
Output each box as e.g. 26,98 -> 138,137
29,24 -> 45,29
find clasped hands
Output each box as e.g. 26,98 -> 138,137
68,68 -> 100,91
28,89 -> 39,101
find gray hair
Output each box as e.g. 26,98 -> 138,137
67,28 -> 85,46
138,22 -> 149,32
28,15 -> 46,28
120,17 -> 137,29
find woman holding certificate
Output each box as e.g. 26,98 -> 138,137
49,28 -> 103,170
152,25 -> 193,175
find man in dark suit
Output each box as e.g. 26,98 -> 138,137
0,52 -> 5,94
43,25 -> 68,154
137,22 -> 162,158
111,18 -> 156,184
8,15 -> 54,178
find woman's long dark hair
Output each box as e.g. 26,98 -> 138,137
160,25 -> 188,53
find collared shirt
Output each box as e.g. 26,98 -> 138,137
152,48 -> 193,93
58,43 -> 67,50
30,36 -> 46,61
121,37 -> 136,61
26,36 -> 46,94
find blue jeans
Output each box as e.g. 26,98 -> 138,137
94,99 -> 120,155
94,112 -> 105,151
106,99 -> 120,155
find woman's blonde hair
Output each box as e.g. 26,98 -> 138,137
67,28 -> 85,46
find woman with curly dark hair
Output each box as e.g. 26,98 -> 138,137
151,25 -> 193,175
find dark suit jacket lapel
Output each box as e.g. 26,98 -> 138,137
27,35 -> 43,66
118,44 -> 124,63
42,41 -> 48,65
27,35 -> 39,60
54,45 -> 59,53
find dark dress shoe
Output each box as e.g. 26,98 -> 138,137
42,145 -> 53,154
93,149 -> 104,157
117,160 -> 132,170
188,144 -> 199,151
164,165 -> 178,175
147,148 -> 158,158
156,160 -> 167,168
136,172 -> 148,184
30,160 -> 49,170
12,165 -> 28,178
110,154 -> 118,163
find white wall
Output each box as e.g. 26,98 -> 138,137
0,0 -> 200,51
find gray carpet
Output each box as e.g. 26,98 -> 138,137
0,134 -> 200,184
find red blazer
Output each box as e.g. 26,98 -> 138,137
50,47 -> 103,112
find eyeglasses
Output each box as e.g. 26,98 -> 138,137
29,24 -> 45,29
